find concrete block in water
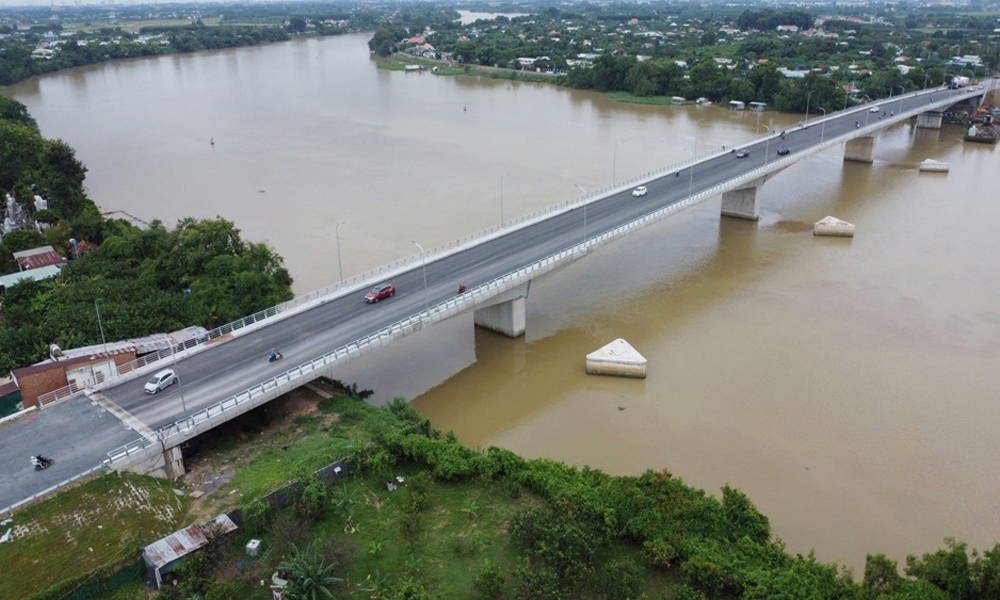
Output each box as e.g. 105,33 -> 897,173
814,216 -> 855,238
586,338 -> 647,378
918,159 -> 949,173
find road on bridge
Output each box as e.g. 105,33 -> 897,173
0,85 -> 982,510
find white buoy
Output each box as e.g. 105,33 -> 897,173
918,159 -> 949,173
814,216 -> 855,238
586,338 -> 647,378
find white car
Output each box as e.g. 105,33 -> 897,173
632,186 -> 648,197
869,106 -> 880,113
144,369 -> 178,394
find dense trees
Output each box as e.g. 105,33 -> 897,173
0,217 -> 294,371
0,102 -> 294,372
736,9 -> 814,32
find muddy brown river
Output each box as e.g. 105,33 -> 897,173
6,32 -> 1000,571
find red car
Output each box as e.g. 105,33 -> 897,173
365,283 -> 396,303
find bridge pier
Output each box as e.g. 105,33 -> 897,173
844,136 -> 876,163
721,175 -> 770,220
916,112 -> 943,129
114,445 -> 186,479
474,282 -> 530,337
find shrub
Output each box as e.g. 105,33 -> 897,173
241,498 -> 271,536
598,559 -> 643,600
473,558 -> 505,599
294,476 -> 328,523
644,538 -> 678,568
204,580 -> 247,600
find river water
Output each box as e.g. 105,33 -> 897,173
6,33 -> 1000,571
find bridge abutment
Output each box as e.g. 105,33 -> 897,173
474,282 -> 530,337
113,445 -> 185,479
844,136 -> 876,163
916,112 -> 943,129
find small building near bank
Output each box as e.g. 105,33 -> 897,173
144,514 -> 238,588
0,264 -> 62,294
749,101 -> 767,111
13,245 -> 66,271
729,100 -> 745,110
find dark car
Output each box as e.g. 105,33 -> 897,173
776,147 -> 790,156
365,283 -> 396,303
735,149 -> 750,158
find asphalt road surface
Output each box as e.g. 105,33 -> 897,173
0,86 -> 978,510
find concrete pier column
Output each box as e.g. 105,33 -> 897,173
474,282 -> 530,338
844,136 -> 876,163
114,444 -> 186,479
916,112 -> 943,129
721,182 -> 762,220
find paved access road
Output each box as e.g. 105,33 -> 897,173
0,86 -> 977,509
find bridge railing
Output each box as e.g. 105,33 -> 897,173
72,87 -> 985,408
0,463 -> 107,517
108,147 -> 811,464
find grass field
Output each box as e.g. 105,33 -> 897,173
0,472 -> 186,598
605,91 -> 687,106
62,17 -> 223,34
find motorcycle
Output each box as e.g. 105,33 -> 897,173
457,284 -> 466,295
31,455 -> 53,471
269,352 -> 283,363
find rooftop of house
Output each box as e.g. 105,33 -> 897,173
12,245 -> 66,270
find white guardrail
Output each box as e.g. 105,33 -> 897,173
46,86 -> 985,412
0,463 -> 107,517
107,145 -> 826,465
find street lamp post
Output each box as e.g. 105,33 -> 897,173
575,185 -> 587,245
412,241 -> 429,312
763,125 -> 772,165
895,86 -> 905,113
686,118 -> 705,200
612,141 -> 624,185
499,173 -> 510,226
94,299 -> 109,357
805,90 -> 814,123
818,108 -> 827,142
168,344 -> 189,415
864,95 -> 872,126
335,221 -> 346,282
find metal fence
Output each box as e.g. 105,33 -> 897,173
0,463 -> 107,518
46,86 -> 985,412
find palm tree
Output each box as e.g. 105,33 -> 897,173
278,543 -> 343,600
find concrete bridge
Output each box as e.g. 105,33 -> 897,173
0,84 -> 989,509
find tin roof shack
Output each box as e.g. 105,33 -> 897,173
0,264 -> 62,293
12,245 -> 66,271
144,514 -> 238,588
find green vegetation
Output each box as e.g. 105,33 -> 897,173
0,215 -> 294,372
0,472 -> 185,599
0,100 -> 294,373
4,386 -> 997,599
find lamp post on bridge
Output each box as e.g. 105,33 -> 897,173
804,90 -> 814,124
612,140 -> 625,185
500,173 -> 510,226
412,240 -> 429,313
335,221 -> 346,282
575,185 -> 588,245
763,125 -> 772,165
863,95 -> 873,126
818,108 -> 827,143
895,86 -> 905,114
168,343 -> 189,415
